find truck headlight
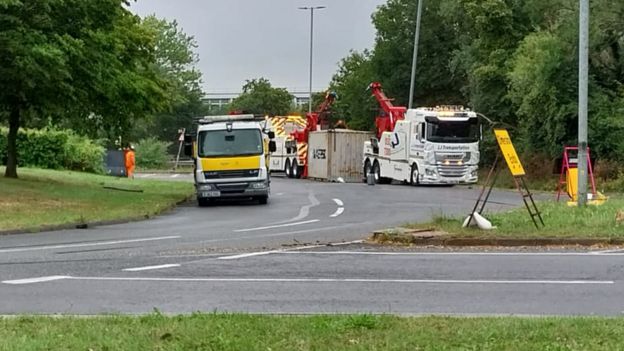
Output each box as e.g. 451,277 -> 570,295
250,182 -> 267,189
198,184 -> 213,191
425,168 -> 436,176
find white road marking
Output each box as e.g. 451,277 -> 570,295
123,264 -> 181,272
278,251 -> 624,257
0,236 -> 181,254
330,198 -> 345,218
171,174 -> 180,178
275,193 -> 285,196
2,276 -> 70,285
274,191 -> 320,224
330,207 -> 345,218
592,248 -> 624,255
233,219 -> 319,233
217,245 -> 324,260
7,276 -> 612,285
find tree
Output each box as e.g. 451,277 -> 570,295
371,0 -> 468,107
329,50 -> 378,131
136,16 -> 207,143
230,78 -> 294,116
0,0 -> 167,178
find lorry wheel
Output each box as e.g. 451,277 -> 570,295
372,160 -> 381,184
410,164 -> 420,186
285,159 -> 292,178
292,160 -> 302,179
257,196 -> 269,205
363,160 -> 372,183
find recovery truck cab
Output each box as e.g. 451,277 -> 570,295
185,115 -> 276,206
265,115 -> 307,178
363,83 -> 480,185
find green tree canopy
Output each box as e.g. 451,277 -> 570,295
0,0 -> 168,178
133,16 -> 207,143
230,78 -> 294,116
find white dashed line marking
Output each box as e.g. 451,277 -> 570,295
233,219 -> 319,232
123,264 -> 181,272
0,236 -> 181,254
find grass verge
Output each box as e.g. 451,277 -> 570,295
0,167 -> 194,233
1,314 -> 623,350
405,197 -> 624,239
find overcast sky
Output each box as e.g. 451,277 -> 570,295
130,0 -> 386,94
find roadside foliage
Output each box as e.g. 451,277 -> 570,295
331,0 -> 624,173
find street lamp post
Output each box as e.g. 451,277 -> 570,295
578,0 -> 589,206
408,0 -> 423,110
299,6 -> 326,114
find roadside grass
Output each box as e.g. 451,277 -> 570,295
0,167 -> 193,232
0,314 -> 623,350
407,196 -> 624,238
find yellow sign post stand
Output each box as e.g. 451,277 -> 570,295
467,129 -> 544,229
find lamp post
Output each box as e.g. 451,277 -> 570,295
299,6 -> 326,114
578,0 -> 589,206
408,0 -> 423,110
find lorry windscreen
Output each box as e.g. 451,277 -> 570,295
198,129 -> 263,158
426,118 -> 479,143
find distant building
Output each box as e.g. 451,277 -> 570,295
203,90 -> 314,112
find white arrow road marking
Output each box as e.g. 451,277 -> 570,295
330,198 -> 345,218
233,219 -> 319,233
0,236 -> 181,254
273,191 -> 320,224
123,264 -> 181,272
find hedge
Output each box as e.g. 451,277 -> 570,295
0,128 -> 105,173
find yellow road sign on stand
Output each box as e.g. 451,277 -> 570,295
494,129 -> 526,177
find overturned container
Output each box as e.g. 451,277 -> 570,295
307,129 -> 374,183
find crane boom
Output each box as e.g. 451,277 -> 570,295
369,82 -> 407,139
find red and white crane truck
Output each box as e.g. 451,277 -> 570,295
363,82 -> 481,185
266,91 -> 338,179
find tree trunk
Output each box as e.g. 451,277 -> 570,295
4,106 -> 20,178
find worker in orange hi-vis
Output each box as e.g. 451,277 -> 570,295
125,144 -> 136,179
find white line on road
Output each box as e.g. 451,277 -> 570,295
171,174 -> 180,178
2,276 -> 70,285
217,245 -> 324,260
330,207 -> 345,218
592,248 -> 624,254
278,251 -> 624,257
330,198 -> 345,218
4,276 -> 613,285
123,264 -> 181,272
0,236 -> 181,254
274,191 -> 320,224
233,219 -> 319,233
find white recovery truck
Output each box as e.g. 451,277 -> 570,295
363,82 -> 480,185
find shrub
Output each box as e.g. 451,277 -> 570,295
0,128 -> 104,173
134,137 -> 171,169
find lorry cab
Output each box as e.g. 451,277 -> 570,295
364,106 -> 480,185
185,115 -> 276,206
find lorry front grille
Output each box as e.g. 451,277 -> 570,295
437,165 -> 469,178
215,183 -> 249,194
204,169 -> 259,179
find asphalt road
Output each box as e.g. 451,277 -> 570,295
3,175 -> 621,316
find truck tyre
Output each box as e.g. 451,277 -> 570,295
363,159 -> 372,183
292,160 -> 302,179
285,159 -> 292,178
372,160 -> 381,184
257,196 -> 269,205
410,164 -> 420,186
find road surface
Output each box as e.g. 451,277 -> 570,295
3,176 -> 620,316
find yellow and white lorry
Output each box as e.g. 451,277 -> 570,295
184,115 -> 276,206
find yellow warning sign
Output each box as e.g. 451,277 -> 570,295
494,129 -> 526,177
